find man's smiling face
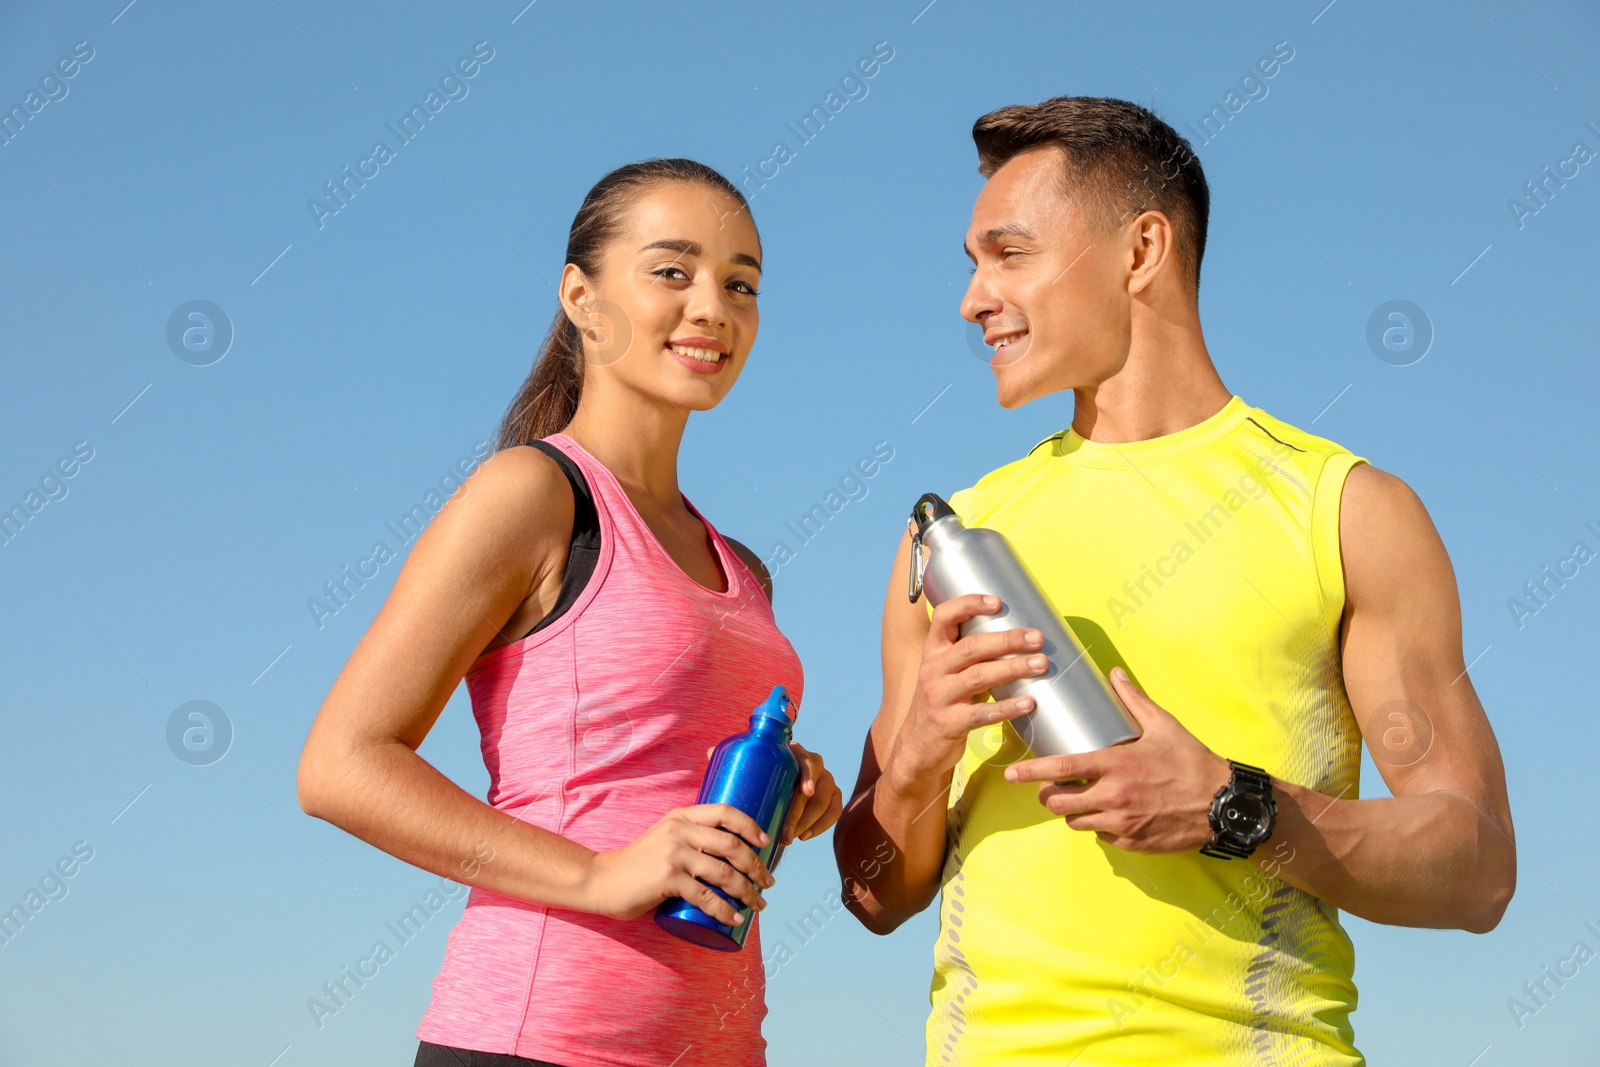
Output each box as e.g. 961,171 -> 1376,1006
960,145 -> 1133,409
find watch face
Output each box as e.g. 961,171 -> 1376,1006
1221,793 -> 1273,845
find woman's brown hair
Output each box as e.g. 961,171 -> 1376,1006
494,158 -> 754,450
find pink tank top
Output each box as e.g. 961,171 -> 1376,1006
416,432 -> 804,1066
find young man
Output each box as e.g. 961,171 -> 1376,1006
832,96 -> 1515,1065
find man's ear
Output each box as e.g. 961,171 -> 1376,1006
1126,209 -> 1176,297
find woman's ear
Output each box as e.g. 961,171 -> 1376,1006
557,262 -> 592,332
558,263 -> 633,366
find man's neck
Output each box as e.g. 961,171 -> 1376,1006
1070,323 -> 1232,444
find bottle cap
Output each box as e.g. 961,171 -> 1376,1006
755,684 -> 797,722
909,492 -> 960,539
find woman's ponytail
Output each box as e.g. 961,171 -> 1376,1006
494,309 -> 583,450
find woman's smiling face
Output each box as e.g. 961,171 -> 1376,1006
561,181 -> 763,412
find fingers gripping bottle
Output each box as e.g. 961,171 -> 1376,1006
907,492 -> 1141,757
655,684 -> 800,951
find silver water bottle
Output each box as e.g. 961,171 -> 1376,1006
907,492 -> 1140,757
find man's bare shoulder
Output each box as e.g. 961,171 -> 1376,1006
1338,461 -> 1456,613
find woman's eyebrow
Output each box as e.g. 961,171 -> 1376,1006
640,238 -> 699,257
639,238 -> 760,272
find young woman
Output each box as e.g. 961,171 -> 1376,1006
296,158 -> 843,1067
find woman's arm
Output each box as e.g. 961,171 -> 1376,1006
297,447 -> 593,906
296,448 -> 774,924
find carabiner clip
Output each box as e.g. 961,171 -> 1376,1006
907,520 -> 925,603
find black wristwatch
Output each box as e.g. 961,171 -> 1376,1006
1200,760 -> 1277,860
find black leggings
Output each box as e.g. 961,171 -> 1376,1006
413,1040 -> 568,1067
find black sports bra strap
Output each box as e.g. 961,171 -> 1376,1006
519,439 -> 602,641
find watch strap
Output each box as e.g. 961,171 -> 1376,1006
1227,761 -> 1272,795
1200,838 -> 1255,860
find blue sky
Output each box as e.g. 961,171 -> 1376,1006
2,1 -> 1598,1064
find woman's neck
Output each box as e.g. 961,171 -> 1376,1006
561,391 -> 690,506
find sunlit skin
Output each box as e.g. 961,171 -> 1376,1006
560,182 -> 764,421
297,180 -> 841,936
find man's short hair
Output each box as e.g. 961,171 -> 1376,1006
972,96 -> 1210,295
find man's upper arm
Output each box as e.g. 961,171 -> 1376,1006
847,529 -> 935,800
1336,462 -> 1512,835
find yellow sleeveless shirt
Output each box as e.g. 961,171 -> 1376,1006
925,394 -> 1368,1065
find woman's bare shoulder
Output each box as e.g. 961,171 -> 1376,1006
401,443 -> 577,591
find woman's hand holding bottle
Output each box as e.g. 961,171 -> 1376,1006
582,804 -> 775,926
779,741 -> 843,845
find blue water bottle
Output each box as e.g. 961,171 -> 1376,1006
655,684 -> 800,951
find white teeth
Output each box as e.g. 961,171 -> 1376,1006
992,335 -> 1022,351
670,343 -> 721,363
